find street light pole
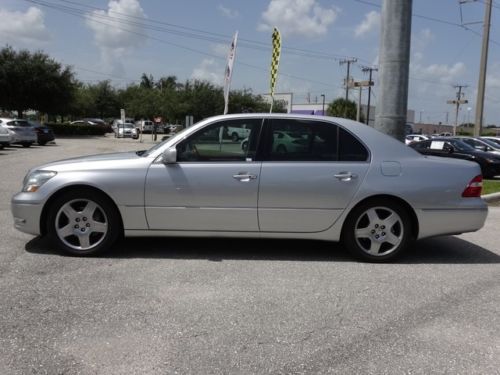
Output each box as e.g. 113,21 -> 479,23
321,94 -> 325,115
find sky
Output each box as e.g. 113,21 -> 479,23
1,0 -> 500,125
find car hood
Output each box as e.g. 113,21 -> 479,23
34,151 -> 147,172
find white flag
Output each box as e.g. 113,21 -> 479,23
223,31 -> 238,115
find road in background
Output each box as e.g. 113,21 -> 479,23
0,137 -> 499,374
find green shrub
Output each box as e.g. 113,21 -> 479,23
46,123 -> 109,136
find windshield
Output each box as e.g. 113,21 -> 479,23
123,124 -> 135,129
480,138 -> 500,149
449,139 -> 475,152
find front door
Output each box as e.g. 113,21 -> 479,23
145,118 -> 264,231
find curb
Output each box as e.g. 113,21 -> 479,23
482,192 -> 500,203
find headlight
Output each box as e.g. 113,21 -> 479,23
22,170 -> 57,192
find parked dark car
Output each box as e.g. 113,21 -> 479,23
28,121 -> 55,146
409,137 -> 500,178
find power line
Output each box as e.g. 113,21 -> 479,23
23,0 -> 343,89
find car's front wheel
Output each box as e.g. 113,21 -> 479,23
341,199 -> 414,262
47,189 -> 122,256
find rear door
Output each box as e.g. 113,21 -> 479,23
258,119 -> 370,233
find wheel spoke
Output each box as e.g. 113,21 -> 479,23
58,224 -> 74,238
367,240 -> 382,255
82,201 -> 98,218
365,208 -> 379,225
355,227 -> 372,238
61,203 -> 78,221
92,221 -> 107,234
78,233 -> 91,249
382,213 -> 399,229
385,232 -> 401,246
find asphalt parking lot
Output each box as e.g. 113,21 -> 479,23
1,136 -> 499,374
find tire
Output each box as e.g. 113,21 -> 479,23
341,198 -> 414,262
46,189 -> 122,256
231,132 -> 239,142
39,141 -> 47,146
22,142 -> 32,148
241,140 -> 248,151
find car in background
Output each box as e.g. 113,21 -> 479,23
453,136 -> 500,155
11,114 -> 488,262
136,120 -> 154,134
0,124 -> 13,149
405,134 -> 430,145
481,136 -> 500,147
115,123 -> 138,139
0,118 -> 37,147
409,137 -> 500,178
111,118 -> 135,133
28,121 -> 55,146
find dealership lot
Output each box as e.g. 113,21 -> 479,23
0,136 -> 499,374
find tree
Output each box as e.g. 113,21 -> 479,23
0,46 -> 77,117
326,98 -> 363,122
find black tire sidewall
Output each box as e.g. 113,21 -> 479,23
341,198 -> 413,262
46,189 -> 121,256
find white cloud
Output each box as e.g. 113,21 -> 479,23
211,43 -> 230,57
86,0 -> 147,75
218,4 -> 238,19
191,59 -> 223,85
412,28 -> 434,56
0,7 -> 50,45
354,11 -> 380,38
258,0 -> 338,37
487,63 -> 500,89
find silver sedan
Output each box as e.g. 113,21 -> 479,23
11,114 -> 488,262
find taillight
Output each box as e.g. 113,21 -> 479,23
462,175 -> 483,197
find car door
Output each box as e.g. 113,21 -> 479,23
144,118 -> 264,231
258,118 -> 370,233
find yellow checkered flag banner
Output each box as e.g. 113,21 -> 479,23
269,27 -> 281,111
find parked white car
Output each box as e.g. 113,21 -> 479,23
405,134 -> 430,145
115,123 -> 138,139
0,124 -> 13,149
0,118 -> 37,147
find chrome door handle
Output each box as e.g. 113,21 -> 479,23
334,171 -> 358,181
233,173 -> 257,182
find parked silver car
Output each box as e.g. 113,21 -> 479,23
0,124 -> 13,148
0,118 -> 37,147
11,114 -> 488,261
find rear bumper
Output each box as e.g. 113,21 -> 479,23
416,204 -> 488,239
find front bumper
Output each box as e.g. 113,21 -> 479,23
11,194 -> 43,235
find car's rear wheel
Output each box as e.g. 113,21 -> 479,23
231,132 -> 239,142
39,141 -> 47,146
47,189 -> 122,256
21,142 -> 32,148
341,199 -> 413,262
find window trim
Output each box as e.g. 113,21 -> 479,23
260,118 -> 370,163
175,118 -> 266,163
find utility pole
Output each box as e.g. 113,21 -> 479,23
375,0 -> 413,141
339,58 -> 357,101
447,85 -> 468,136
474,0 -> 492,136
361,66 -> 377,125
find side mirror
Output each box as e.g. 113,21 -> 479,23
445,145 -> 454,154
161,147 -> 177,164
